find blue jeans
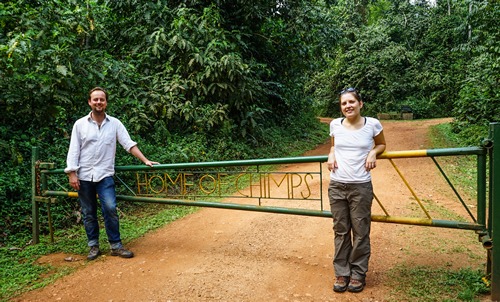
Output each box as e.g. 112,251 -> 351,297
78,176 -> 123,249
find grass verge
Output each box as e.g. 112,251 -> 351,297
387,265 -> 489,302
382,121 -> 490,302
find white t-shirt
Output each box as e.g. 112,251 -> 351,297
329,117 -> 383,183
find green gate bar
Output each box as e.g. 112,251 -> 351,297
41,190 -> 485,231
41,146 -> 485,175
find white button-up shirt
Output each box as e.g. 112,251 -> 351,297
65,112 -> 137,182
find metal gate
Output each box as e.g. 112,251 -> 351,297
32,122 -> 500,299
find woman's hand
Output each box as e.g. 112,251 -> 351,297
327,143 -> 337,172
365,150 -> 378,171
327,160 -> 338,172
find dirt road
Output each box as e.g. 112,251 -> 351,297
13,118 -> 487,301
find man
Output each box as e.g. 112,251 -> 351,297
65,87 -> 158,260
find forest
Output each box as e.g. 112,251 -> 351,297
0,0 -> 499,245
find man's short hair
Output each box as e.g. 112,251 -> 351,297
88,87 -> 108,101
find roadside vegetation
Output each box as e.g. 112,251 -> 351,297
388,265 -> 489,302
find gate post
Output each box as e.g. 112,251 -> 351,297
490,122 -> 500,299
32,146 -> 40,244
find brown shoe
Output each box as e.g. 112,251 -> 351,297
110,247 -> 134,258
333,276 -> 350,292
87,246 -> 101,260
347,279 -> 366,293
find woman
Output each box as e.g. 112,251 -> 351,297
327,87 -> 386,293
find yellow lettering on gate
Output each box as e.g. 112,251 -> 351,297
290,173 -> 303,199
217,173 -> 228,196
148,174 -> 166,194
134,171 -> 317,200
165,173 -> 183,195
182,173 -> 193,195
268,173 -> 288,198
301,173 -> 313,199
248,173 -> 263,198
235,173 -> 249,197
199,174 -> 216,194
136,173 -> 149,195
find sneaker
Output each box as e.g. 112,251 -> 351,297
347,279 -> 366,293
110,247 -> 134,258
333,276 -> 350,293
87,246 -> 101,260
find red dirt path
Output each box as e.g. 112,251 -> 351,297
12,118 -> 489,302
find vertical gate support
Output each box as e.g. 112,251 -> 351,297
32,146 -> 40,244
490,122 -> 500,299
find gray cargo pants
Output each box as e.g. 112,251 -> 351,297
328,180 -> 373,281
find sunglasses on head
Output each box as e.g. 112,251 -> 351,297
339,87 -> 358,95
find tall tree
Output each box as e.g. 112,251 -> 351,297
453,0 -> 500,143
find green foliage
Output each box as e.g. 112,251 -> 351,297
452,0 -> 500,136
0,0 -> 337,244
387,265 -> 489,302
0,0 -> 110,129
309,0 -> 497,136
141,5 -> 269,136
